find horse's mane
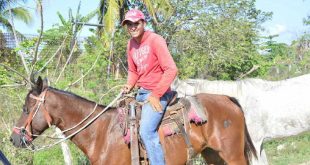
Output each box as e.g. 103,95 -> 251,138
47,87 -> 107,109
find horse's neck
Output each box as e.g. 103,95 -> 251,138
48,91 -> 93,128
47,90 -> 116,157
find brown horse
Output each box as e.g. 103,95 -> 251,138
10,77 -> 257,165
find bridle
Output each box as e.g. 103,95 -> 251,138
12,87 -> 124,151
13,89 -> 52,146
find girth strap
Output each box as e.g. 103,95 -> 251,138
170,109 -> 195,165
129,102 -> 140,165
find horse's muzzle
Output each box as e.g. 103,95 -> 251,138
10,128 -> 33,148
10,133 -> 25,148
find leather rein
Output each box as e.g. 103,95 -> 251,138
12,89 -> 123,151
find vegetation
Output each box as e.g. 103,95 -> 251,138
0,0 -> 32,34
265,132 -> 310,165
0,0 -> 310,164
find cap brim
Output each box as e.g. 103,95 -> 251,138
121,17 -> 143,26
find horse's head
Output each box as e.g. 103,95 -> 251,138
10,76 -> 51,148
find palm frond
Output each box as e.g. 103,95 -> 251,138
143,0 -> 158,23
57,11 -> 67,25
0,15 -> 24,38
75,0 -> 81,21
5,7 -> 33,24
0,16 -> 13,32
81,9 -> 98,23
98,0 -> 106,24
104,0 -> 119,32
142,0 -> 173,24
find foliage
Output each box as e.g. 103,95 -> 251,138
15,38 -> 37,55
33,142 -> 90,165
293,34 -> 310,74
259,36 -> 293,80
83,27 -> 128,79
260,34 -> 310,80
97,0 -> 172,33
303,14 -> 310,26
0,38 -> 25,85
39,7 -> 97,65
0,0 -> 32,34
0,88 -> 34,165
156,0 -> 272,80
264,132 -> 310,165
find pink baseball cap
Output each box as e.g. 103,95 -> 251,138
121,9 -> 145,26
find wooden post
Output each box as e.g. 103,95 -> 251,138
55,127 -> 72,165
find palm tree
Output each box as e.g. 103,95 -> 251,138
0,0 -> 33,75
98,0 -> 173,33
0,0 -> 33,34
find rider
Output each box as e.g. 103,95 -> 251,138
122,9 -> 178,165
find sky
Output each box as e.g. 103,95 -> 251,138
12,0 -> 310,44
256,0 -> 310,44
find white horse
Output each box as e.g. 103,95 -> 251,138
172,74 -> 310,165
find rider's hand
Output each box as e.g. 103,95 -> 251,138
148,95 -> 162,112
122,84 -> 133,93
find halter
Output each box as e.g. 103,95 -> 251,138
13,89 -> 52,144
12,88 -> 124,152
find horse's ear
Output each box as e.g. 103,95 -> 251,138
36,76 -> 44,93
31,76 -> 48,94
42,78 -> 49,90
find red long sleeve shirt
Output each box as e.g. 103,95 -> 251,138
126,31 -> 178,98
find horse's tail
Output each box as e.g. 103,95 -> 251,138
229,97 -> 258,164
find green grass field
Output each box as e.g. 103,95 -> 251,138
264,131 -> 310,165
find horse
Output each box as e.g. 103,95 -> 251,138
172,74 -> 310,165
10,76 -> 257,165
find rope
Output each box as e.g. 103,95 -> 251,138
24,86 -> 124,151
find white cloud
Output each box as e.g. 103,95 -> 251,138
267,24 -> 287,35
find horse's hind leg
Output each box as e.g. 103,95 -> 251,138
217,136 -> 247,165
201,148 -> 225,165
206,124 -> 247,165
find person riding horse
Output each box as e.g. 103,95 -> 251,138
121,9 -> 178,165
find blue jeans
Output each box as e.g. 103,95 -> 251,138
136,88 -> 173,165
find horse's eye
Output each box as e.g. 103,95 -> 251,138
22,105 -> 29,114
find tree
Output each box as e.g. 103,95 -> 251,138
0,0 -> 32,34
155,0 -> 271,80
292,34 -> 310,75
41,5 -> 97,64
97,0 -> 173,33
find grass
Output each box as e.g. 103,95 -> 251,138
33,142 -> 89,165
264,131 -> 310,165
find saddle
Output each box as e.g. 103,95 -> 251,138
116,91 -> 208,165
